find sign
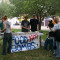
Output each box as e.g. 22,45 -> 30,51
11,33 -> 40,53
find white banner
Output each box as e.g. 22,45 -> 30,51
11,33 -> 40,53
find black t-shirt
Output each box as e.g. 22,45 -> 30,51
30,19 -> 39,32
21,20 -> 30,32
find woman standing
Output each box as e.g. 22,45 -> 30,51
52,18 -> 60,58
0,16 -> 12,55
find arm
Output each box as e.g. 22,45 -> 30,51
27,25 -> 30,30
27,22 -> 30,30
21,25 -> 30,30
21,25 -> 27,29
51,25 -> 57,32
21,21 -> 27,29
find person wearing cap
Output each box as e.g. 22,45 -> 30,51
21,16 -> 30,32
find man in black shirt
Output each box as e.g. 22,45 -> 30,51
21,16 -> 30,32
30,15 -> 39,32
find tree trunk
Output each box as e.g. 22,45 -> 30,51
36,14 -> 42,47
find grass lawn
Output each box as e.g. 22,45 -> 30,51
0,29 -> 60,60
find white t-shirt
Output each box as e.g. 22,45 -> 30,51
52,23 -> 60,31
4,20 -> 11,33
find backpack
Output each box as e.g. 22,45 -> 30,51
55,29 -> 60,42
49,31 -> 55,37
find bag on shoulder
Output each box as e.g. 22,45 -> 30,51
55,29 -> 60,42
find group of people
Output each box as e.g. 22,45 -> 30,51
0,15 -> 60,59
0,15 -> 39,55
21,14 -> 39,32
44,16 -> 60,58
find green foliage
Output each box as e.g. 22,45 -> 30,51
10,0 -> 28,16
41,30 -> 48,40
11,29 -> 21,32
9,0 -> 60,16
0,0 -> 60,18
0,2 -> 15,17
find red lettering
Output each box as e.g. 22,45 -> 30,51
29,34 -> 38,42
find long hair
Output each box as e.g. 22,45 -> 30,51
3,16 -> 8,20
54,18 -> 59,23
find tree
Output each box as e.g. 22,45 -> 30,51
10,0 -> 60,16
9,0 -> 60,27
9,0 -> 60,47
0,2 -> 15,18
10,0 -> 27,17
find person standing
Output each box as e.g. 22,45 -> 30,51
0,16 -> 12,55
21,16 -> 30,32
30,14 -> 39,32
0,18 -> 4,30
51,18 -> 60,58
44,20 -> 54,51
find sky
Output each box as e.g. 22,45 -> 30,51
0,0 -> 2,3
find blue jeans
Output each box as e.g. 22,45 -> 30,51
56,41 -> 60,57
3,33 -> 12,55
44,38 -> 53,50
